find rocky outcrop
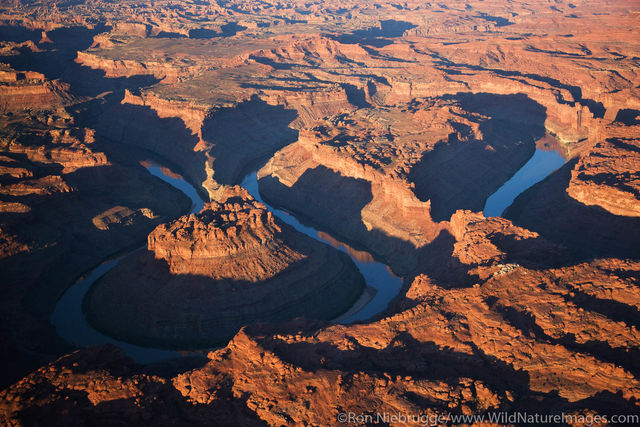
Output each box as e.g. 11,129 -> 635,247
147,187 -> 304,281
174,258 -> 639,424
0,77 -> 77,111
4,255 -> 638,425
0,110 -> 108,186
0,108 -> 191,387
567,138 -> 640,217
76,50 -> 193,84
258,135 -> 441,275
257,94 -> 547,274
122,89 -> 209,138
261,87 -> 352,129
0,64 -> 44,83
84,187 -> 364,348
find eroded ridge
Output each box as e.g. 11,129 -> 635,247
84,187 -> 365,348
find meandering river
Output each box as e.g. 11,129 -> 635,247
51,164 -> 205,362
52,146 -> 565,362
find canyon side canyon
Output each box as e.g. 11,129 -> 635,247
0,0 -> 639,425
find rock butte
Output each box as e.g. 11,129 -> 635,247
0,0 -> 639,424
84,186 -> 364,348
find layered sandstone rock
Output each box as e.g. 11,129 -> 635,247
0,70 -> 77,111
3,256 -> 638,425
147,187 -> 305,281
257,95 -> 545,274
0,0 -> 639,423
166,259 -> 640,425
84,187 -> 364,348
567,138 -> 640,217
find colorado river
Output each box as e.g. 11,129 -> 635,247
484,148 -> 565,217
52,161 -> 401,362
241,172 -> 402,323
52,145 -> 565,362
51,163 -> 206,362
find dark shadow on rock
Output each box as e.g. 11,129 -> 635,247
0,160 -> 189,387
258,329 -> 528,391
475,13 -> 514,27
202,96 -> 298,185
615,108 -> 640,126
257,166 -> 373,230
490,231 -> 568,269
342,83 -> 371,108
564,288 -> 640,329
252,321 -> 640,412
142,354 -> 210,378
258,165 -> 422,273
0,151 -> 64,184
1,26 -> 101,85
155,31 -> 187,39
428,51 -> 606,118
188,22 -> 247,39
488,301 -> 640,378
249,326 -> 617,412
353,19 -> 417,37
577,170 -> 640,200
409,93 -> 545,221
21,163 -> 191,319
83,100 -> 208,197
258,165 -> 507,284
0,25 -> 42,43
82,216 -> 364,349
0,24 -> 160,100
329,20 -> 417,47
505,159 -> 640,261
414,229 -> 480,287
250,55 -> 298,70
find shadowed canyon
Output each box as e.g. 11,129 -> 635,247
0,0 -> 639,425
